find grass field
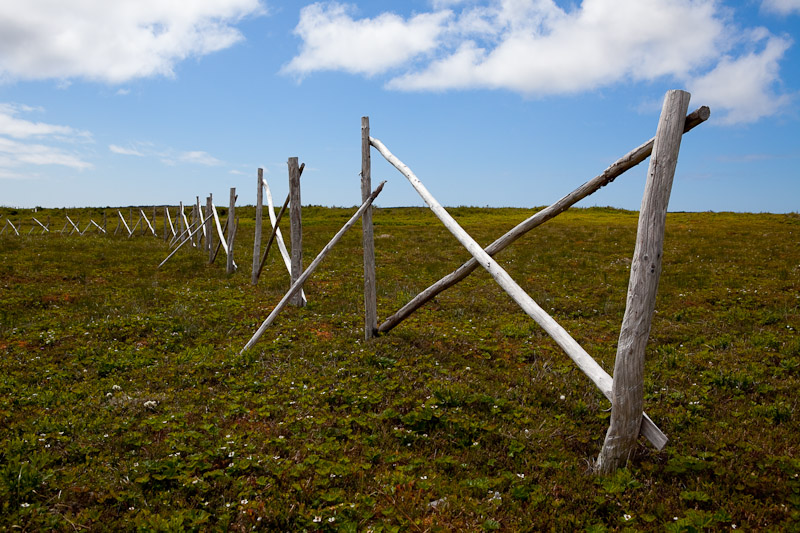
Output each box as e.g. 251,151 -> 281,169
1,205 -> 798,531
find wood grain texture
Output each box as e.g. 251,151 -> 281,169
596,90 -> 691,473
361,117 -> 378,339
289,157 -> 305,307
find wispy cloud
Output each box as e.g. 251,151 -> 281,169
178,150 -> 223,166
109,141 -> 224,167
762,0 -> 800,15
285,0 -> 794,124
0,103 -> 93,179
0,0 -> 266,84
109,144 -> 144,156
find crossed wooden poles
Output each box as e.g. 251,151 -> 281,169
242,90 -> 709,473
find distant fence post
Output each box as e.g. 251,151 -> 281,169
288,157 -> 305,307
206,195 -> 214,263
163,206 -> 169,242
595,90 -> 691,473
227,187 -> 236,274
252,168 -> 264,285
361,116 -> 378,339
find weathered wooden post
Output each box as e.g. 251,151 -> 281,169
163,206 -> 169,242
206,195 -> 214,263
362,117 -> 378,339
288,157 -> 305,307
102,212 -> 107,233
595,90 -> 691,474
227,187 -> 236,274
252,168 -> 264,285
196,197 -> 205,247
178,202 -> 185,242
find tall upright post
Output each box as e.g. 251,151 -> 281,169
227,187 -> 236,274
102,212 -> 107,233
178,202 -> 185,242
361,117 -> 378,339
206,195 -> 214,263
152,206 -> 156,236
163,207 -> 169,242
252,168 -> 264,285
596,90 -> 691,474
196,196 -> 204,247
288,157 -> 305,307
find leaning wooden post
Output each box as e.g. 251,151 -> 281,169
252,168 -> 264,284
288,157 -> 305,307
595,90 -> 691,474
361,117 -> 378,339
227,187 -> 236,274
241,181 -> 386,353
206,195 -> 214,263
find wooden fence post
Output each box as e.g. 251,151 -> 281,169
288,157 -> 305,307
252,168 -> 264,284
206,195 -> 214,263
227,187 -> 236,274
362,117 -> 378,339
595,90 -> 691,474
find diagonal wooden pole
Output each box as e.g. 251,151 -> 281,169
370,136 -> 668,450
378,106 -> 710,334
241,181 -> 386,353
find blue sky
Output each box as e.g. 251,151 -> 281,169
1,0 -> 798,212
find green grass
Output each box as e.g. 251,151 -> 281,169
1,206 -> 799,531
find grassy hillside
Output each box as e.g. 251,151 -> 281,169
1,206 -> 798,531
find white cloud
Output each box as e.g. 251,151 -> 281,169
689,33 -> 793,124
0,0 -> 265,84
0,103 -> 89,139
0,103 -> 93,178
109,144 -> 145,156
762,0 -> 800,15
0,137 -> 92,171
178,150 -> 223,166
283,2 -> 451,76
286,0 -> 794,123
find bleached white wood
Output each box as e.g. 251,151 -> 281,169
32,217 -> 50,233
66,216 -> 81,235
197,197 -> 206,241
90,220 -> 107,234
241,181 -> 386,353
117,210 -> 132,236
140,209 -> 157,237
596,90 -> 690,472
7,219 -> 20,236
181,204 -> 191,243
378,106 -> 711,335
158,214 -> 213,268
211,203 -> 228,256
370,136 -> 668,450
263,176 -> 307,304
166,207 -> 176,237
